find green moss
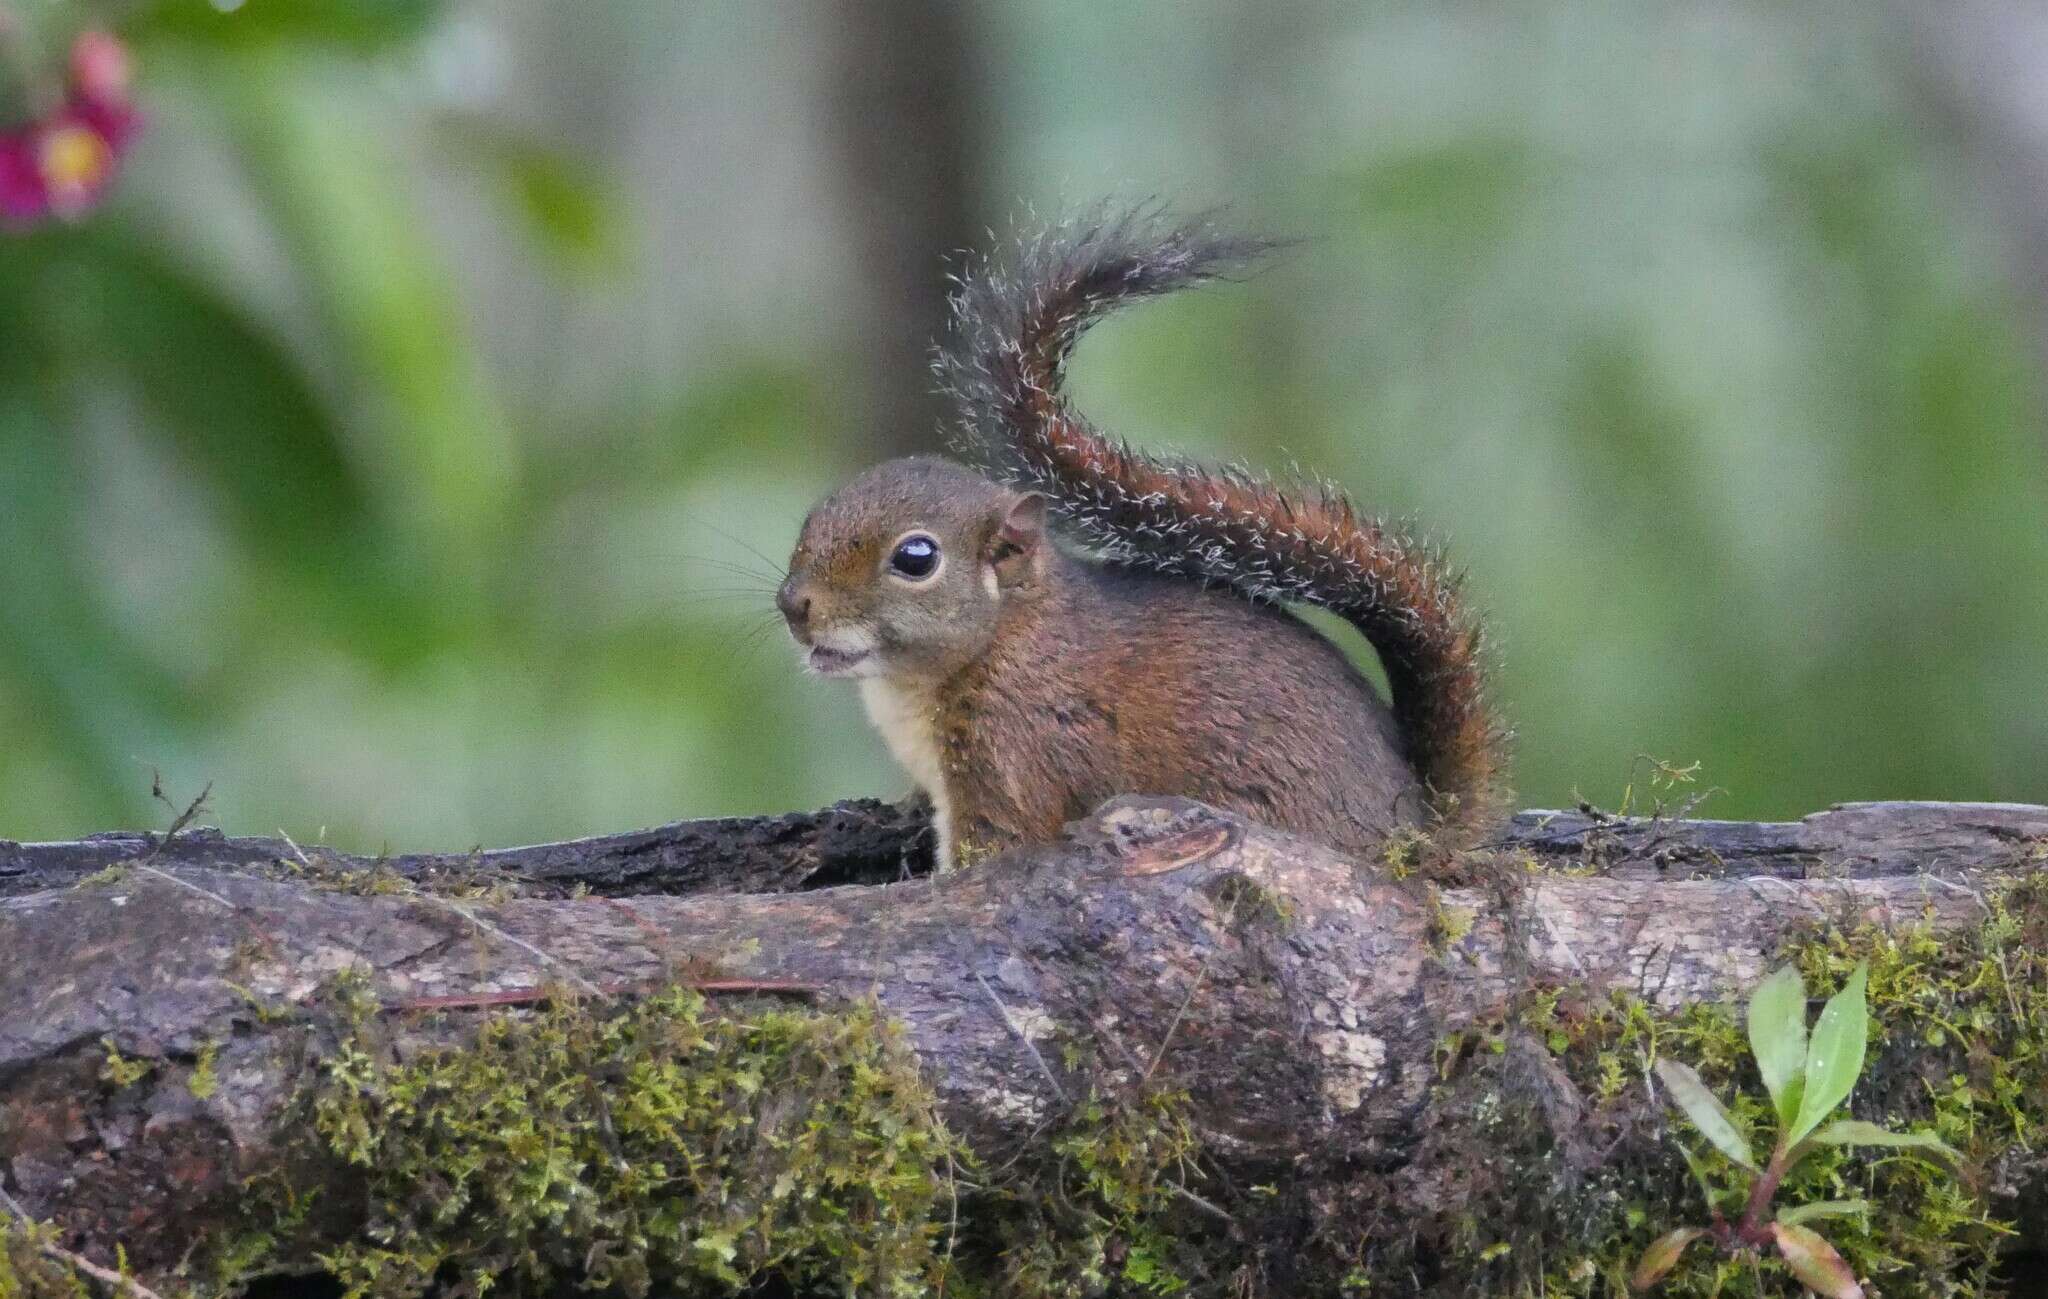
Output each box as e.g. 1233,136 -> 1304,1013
1324,875 -> 2048,1296
98,1037 -> 152,1089
1379,827 -> 1430,880
1425,890 -> 1478,954
0,1219 -> 91,1299
262,853 -> 525,901
237,983 -> 1224,1297
226,979 -> 957,1298
962,1077 -> 1218,1298
1206,872 -> 1295,929
185,1041 -> 221,1101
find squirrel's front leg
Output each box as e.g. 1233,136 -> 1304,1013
935,725 -> 1086,873
932,782 -> 1004,874
942,807 -> 1020,873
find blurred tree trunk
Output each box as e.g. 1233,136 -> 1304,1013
1894,0 -> 2048,445
818,0 -> 987,459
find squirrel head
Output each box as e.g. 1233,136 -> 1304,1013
778,457 -> 1048,683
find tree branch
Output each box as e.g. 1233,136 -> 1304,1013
0,797 -> 2041,1281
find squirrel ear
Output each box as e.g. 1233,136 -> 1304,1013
987,493 -> 1046,588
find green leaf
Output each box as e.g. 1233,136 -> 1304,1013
62,231 -> 376,563
1747,964 -> 1808,1129
224,60 -> 521,575
1777,1199 -> 1870,1227
1629,1226 -> 1706,1291
1789,962 -> 1868,1147
1810,1120 -> 1958,1160
1677,1144 -> 1719,1213
1653,1059 -> 1757,1171
442,119 -> 624,275
1769,1222 -> 1865,1299
0,393 -> 194,822
126,0 -> 442,52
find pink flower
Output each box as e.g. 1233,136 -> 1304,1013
0,133 -> 44,225
69,29 -> 132,107
37,110 -> 120,217
0,30 -> 142,230
0,29 -> 142,227
0,109 -> 138,228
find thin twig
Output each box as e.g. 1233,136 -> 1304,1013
0,1184 -> 170,1299
974,972 -> 1068,1104
1089,1014 -> 1152,1078
1531,904 -> 1587,976
1991,948 -> 2027,1030
277,829 -> 315,869
45,1246 -> 168,1299
1145,888 -> 1245,1083
935,1120 -> 961,1297
1144,967 -> 1208,1085
142,774 -> 211,864
1743,874 -> 1831,919
1168,1181 -> 1235,1224
1920,872 -> 1992,914
128,860 -> 291,976
409,894 -> 602,996
130,856 -> 289,968
132,866 -> 238,912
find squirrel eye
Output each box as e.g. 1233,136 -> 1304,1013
888,534 -> 941,581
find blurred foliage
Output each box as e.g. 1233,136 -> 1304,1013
0,0 -> 2043,851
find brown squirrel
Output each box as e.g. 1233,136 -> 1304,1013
776,208 -> 1504,870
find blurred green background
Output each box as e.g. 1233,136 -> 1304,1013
3,0 -> 2045,851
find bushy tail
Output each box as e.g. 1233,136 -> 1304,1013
935,206 -> 1506,830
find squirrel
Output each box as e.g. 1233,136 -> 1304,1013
776,208 -> 1505,871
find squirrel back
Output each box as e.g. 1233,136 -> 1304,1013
933,207 -> 1506,834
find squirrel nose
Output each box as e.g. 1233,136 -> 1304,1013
776,580 -> 810,629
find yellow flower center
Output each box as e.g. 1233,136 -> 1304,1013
38,124 -> 112,207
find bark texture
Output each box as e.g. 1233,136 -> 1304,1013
0,797 -> 932,900
0,797 -> 2043,1277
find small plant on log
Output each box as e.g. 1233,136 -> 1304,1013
1633,960 -> 1958,1297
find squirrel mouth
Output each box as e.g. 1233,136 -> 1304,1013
806,645 -> 871,676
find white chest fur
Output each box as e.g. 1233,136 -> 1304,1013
857,677 -> 954,870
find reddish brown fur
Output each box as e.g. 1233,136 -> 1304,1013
935,547 -> 1416,859
1030,408 -> 1502,828
779,457 -> 1423,865
784,212 -> 1505,866
949,215 -> 1506,831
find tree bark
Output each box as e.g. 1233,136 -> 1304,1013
1,797 -> 2043,1277
0,796 -> 932,901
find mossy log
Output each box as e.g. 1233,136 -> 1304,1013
1,798 -> 2044,1292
